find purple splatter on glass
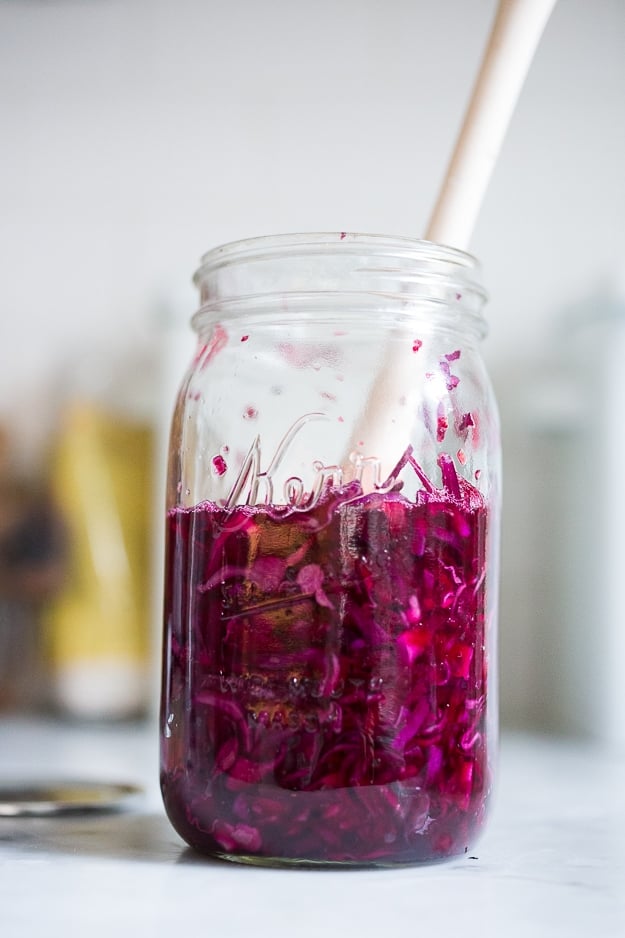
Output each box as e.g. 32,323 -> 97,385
458,413 -> 475,433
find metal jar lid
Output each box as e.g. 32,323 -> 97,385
0,781 -> 143,817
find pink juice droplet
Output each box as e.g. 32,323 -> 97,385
198,324 -> 228,370
211,455 -> 228,476
412,339 -> 423,352
243,406 -> 258,420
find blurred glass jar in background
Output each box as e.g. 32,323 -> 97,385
525,280 -> 625,748
45,346 -> 156,720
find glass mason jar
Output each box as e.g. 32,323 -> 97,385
160,232 -> 500,867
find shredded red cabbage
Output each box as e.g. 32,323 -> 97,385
161,460 -> 491,864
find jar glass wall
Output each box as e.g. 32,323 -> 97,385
160,233 -> 501,867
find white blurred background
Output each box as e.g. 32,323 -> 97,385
1,0 -> 624,741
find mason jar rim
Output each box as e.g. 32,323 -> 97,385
193,231 -> 484,286
191,232 -> 488,339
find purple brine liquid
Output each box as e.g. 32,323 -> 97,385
160,457 -> 491,865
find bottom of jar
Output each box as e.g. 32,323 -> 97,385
162,779 -> 490,869
207,850 -> 466,870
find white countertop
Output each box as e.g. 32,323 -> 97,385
0,716 -> 623,938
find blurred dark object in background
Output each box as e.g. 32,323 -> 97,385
0,427 -> 65,711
